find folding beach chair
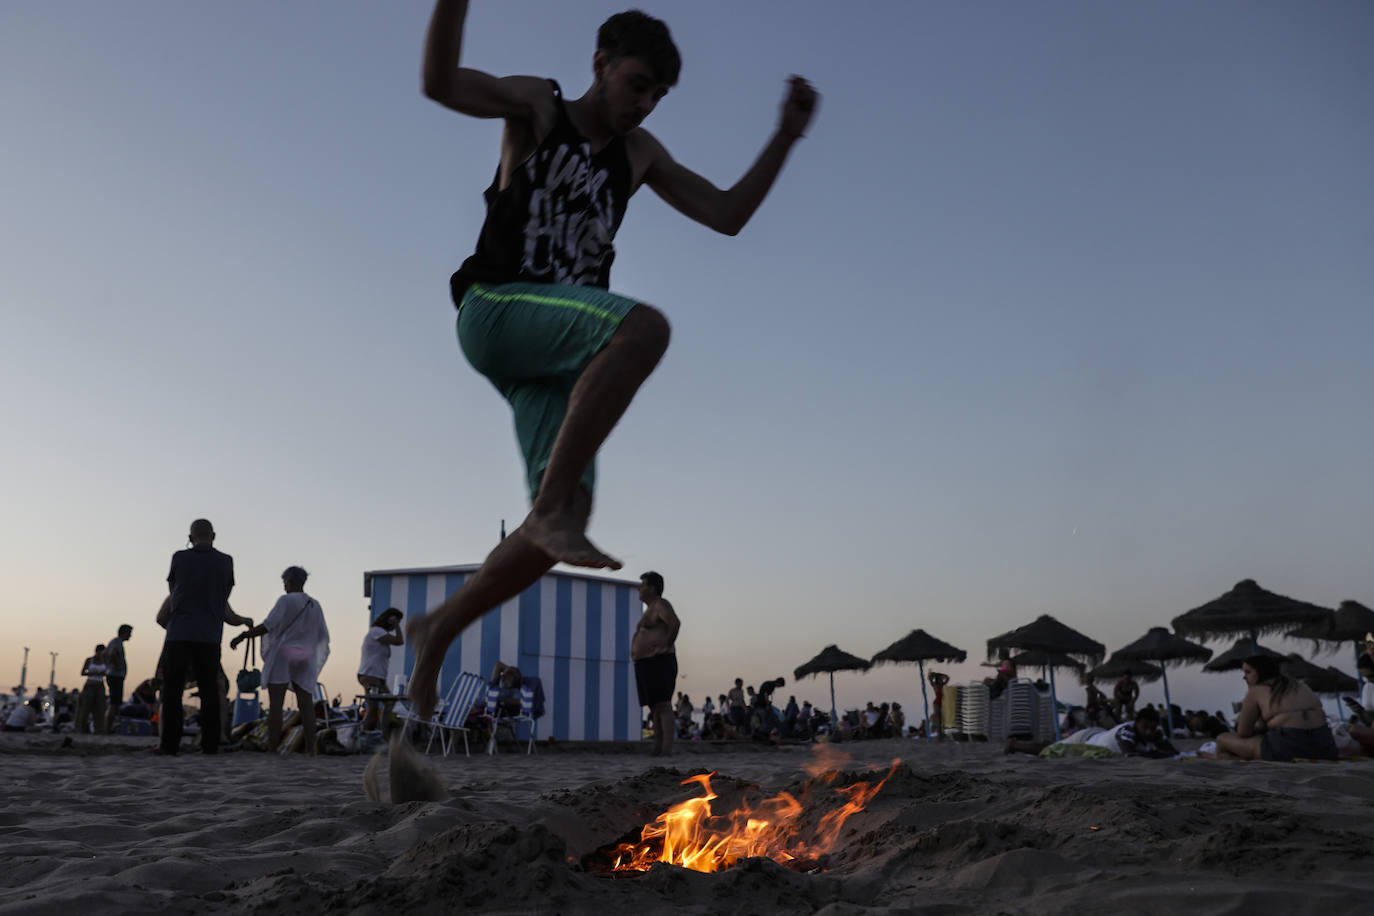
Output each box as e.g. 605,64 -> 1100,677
313,682 -> 354,729
426,672 -> 488,757
486,677 -> 541,755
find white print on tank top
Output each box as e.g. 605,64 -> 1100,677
523,142 -> 616,286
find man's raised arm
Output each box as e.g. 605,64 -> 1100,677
422,0 -> 547,121
644,76 -> 819,236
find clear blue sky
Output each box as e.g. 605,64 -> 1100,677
3,1 -> 1370,722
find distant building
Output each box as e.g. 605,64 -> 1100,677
363,564 -> 643,742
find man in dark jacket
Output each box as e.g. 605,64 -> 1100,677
157,519 -> 253,755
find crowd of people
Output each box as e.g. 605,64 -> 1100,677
660,678 -> 908,745
0,518 -> 416,757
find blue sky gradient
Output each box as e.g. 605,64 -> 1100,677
3,1 -> 1371,722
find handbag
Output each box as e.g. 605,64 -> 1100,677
236,637 -> 262,692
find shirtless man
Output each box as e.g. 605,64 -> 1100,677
405,0 -> 818,718
1215,655 -> 1338,761
631,571 -> 679,756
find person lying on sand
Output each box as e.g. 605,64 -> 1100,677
1007,707 -> 1177,758
1214,655 -> 1337,762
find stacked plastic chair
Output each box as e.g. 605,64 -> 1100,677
956,682 -> 990,738
988,689 -> 1008,743
1005,679 -> 1035,739
1033,683 -> 1057,742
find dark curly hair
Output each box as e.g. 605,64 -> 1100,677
639,570 -> 665,596
597,10 -> 681,86
1245,654 -> 1292,703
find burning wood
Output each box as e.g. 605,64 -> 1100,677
603,755 -> 899,874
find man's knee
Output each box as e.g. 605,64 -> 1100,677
623,304 -> 671,356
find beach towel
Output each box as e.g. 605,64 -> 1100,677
1040,743 -> 1119,759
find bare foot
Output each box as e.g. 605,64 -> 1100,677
518,511 -> 621,570
406,615 -> 442,720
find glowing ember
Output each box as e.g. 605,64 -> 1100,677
608,756 -> 898,874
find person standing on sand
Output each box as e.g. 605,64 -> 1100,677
232,567 -> 330,756
74,645 -> 108,734
631,571 -> 679,756
159,519 -> 252,755
357,607 -> 405,732
104,624 -> 132,733
403,0 -> 819,719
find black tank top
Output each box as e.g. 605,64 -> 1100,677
450,80 -> 631,304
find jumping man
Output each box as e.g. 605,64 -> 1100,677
407,1 -> 818,717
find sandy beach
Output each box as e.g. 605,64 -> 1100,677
3,734 -> 1373,916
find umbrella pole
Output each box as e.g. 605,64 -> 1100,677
1161,667 -> 1174,739
829,671 -> 837,729
919,659 -> 930,739
1357,641 -> 1366,690
1049,665 -> 1061,741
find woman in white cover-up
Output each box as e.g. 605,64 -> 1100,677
233,566 -> 330,754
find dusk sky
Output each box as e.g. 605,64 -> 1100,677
4,1 -> 1371,724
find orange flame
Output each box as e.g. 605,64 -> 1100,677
610,754 -> 898,874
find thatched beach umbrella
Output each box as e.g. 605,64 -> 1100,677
987,615 -> 1105,740
1172,579 -> 1331,654
1087,656 -> 1163,684
794,645 -> 872,727
1011,649 -> 1086,673
1111,627 -> 1213,737
1202,639 -> 1283,673
871,629 -> 967,739
1287,600 -> 1374,677
1314,665 -> 1360,695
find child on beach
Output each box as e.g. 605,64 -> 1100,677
402,0 -> 818,719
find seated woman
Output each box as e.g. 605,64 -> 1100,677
1215,655 -> 1337,762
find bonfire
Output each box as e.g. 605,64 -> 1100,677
605,752 -> 899,874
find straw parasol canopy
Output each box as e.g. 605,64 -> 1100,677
795,645 -> 872,680
1110,627 -> 1212,737
871,629 -> 967,665
1286,600 -> 1374,661
1277,654 -> 1348,689
871,629 -> 966,739
1172,579 -> 1332,643
1202,639 -> 1283,673
1308,665 -> 1360,695
986,615 -> 1105,665
1112,627 -> 1213,667
987,615 -> 1103,740
1087,655 -> 1163,684
1010,649 -> 1085,673
794,645 -> 872,726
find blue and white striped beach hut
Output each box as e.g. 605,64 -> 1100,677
363,564 -> 643,742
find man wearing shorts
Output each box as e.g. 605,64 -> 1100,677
406,0 -> 819,718
631,572 -> 680,756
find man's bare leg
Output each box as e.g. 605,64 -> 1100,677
651,702 -> 674,756
405,525 -> 564,719
520,305 -> 670,569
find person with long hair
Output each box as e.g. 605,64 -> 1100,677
1215,655 -> 1336,761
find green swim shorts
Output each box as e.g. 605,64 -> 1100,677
456,281 -> 639,501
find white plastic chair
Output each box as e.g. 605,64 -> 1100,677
426,672 -> 489,757
486,682 -> 538,755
